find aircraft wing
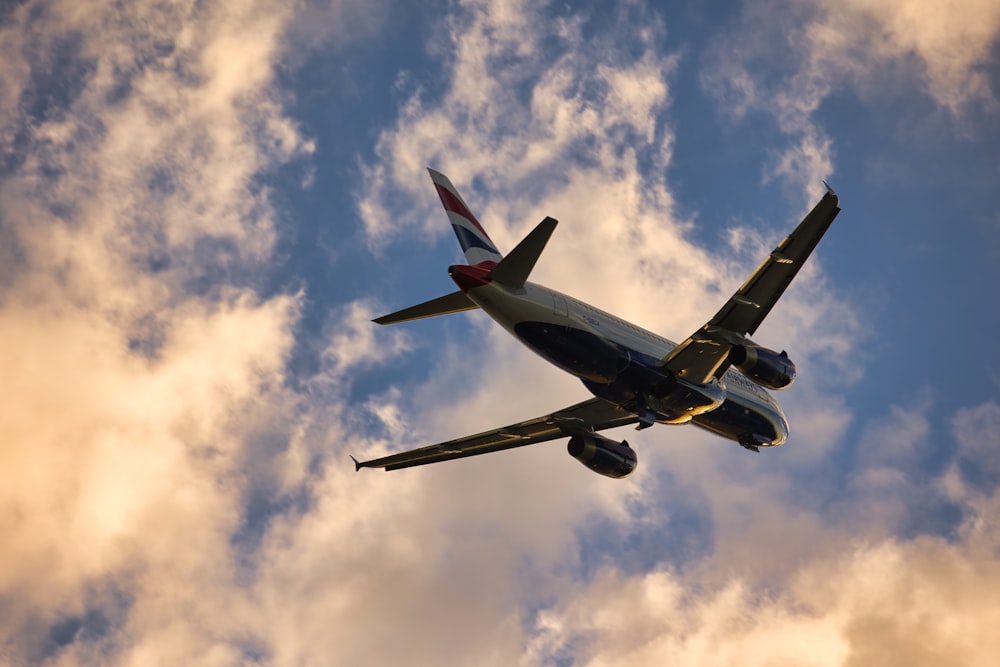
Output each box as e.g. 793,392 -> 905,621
354,397 -> 638,471
660,188 -> 841,385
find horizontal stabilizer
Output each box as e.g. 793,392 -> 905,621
488,216 -> 558,288
373,290 -> 478,325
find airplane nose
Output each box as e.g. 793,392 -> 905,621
773,414 -> 789,446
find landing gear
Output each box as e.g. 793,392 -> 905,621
635,407 -> 657,430
738,432 -> 771,453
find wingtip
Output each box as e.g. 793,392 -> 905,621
822,180 -> 837,196
350,455 -> 362,472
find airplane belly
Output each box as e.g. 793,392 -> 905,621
468,283 -> 627,383
513,321 -> 626,383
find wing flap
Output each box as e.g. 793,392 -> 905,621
354,397 -> 637,471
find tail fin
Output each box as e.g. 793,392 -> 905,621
428,168 -> 504,268
373,169 -> 557,326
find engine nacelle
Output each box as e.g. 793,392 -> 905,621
567,434 -> 637,479
730,343 -> 796,390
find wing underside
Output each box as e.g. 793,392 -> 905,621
354,398 -> 638,471
661,188 -> 841,385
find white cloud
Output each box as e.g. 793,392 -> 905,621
521,501 -> 1000,666
0,0 -> 321,662
6,0 -> 995,665
701,0 -> 1000,197
0,292 -> 301,663
827,0 -> 1000,114
763,128 -> 835,202
320,300 -> 411,376
952,400 -> 1000,477
358,0 -> 679,248
515,396 -> 1000,665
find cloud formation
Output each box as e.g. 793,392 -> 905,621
702,0 -> 1000,198
0,0 -> 312,662
3,0 -> 998,665
525,490 -> 1000,666
828,0 -> 1000,113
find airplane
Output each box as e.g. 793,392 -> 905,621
353,169 -> 840,478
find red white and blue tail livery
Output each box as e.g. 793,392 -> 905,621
356,169 -> 841,478
429,168 -> 503,269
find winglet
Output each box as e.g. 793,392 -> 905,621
488,216 -> 558,288
822,180 -> 836,196
350,455 -> 362,472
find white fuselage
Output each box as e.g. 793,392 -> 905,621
463,278 -> 789,447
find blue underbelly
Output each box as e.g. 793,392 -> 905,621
514,322 -> 627,383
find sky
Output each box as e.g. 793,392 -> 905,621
2,0 -> 999,665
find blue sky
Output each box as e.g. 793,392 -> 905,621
3,0 -> 1000,664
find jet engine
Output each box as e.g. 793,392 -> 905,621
567,434 -> 637,478
729,343 -> 796,390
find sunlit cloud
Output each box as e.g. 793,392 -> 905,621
3,0 -> 997,664
522,492 -> 1000,666
702,0 -> 1000,199
825,0 -> 1000,114
0,0 -> 318,662
515,396 -> 1000,666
